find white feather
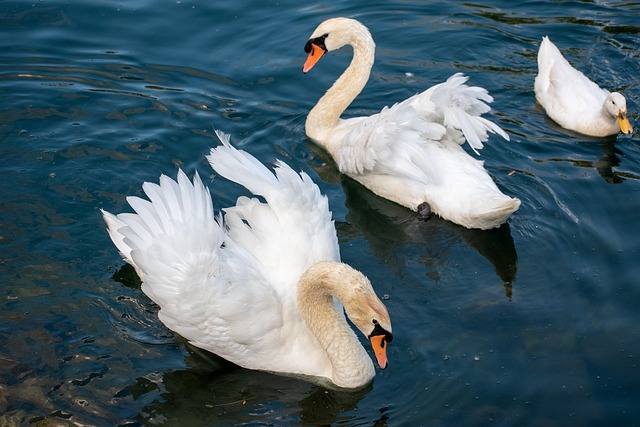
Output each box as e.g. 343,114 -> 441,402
102,133 -> 392,388
304,18 -> 520,230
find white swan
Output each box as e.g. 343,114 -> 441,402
302,17 -> 520,230
101,130 -> 392,389
534,36 -> 633,137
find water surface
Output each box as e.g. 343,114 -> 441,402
1,0 -> 639,426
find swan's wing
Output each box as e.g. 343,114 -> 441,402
335,112 -> 500,190
328,101 -> 445,178
332,103 -> 491,193
207,130 -> 341,297
333,121 -> 518,228
331,73 -> 508,178
101,171 -> 286,369
324,78 -> 518,228
406,73 -> 509,154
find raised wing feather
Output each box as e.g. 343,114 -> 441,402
207,130 -> 340,292
102,171 -> 284,368
408,73 -> 510,154
102,136 -> 340,375
332,73 -> 509,179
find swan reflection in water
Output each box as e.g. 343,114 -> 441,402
112,266 -> 390,425
306,142 -> 518,299
111,339 -> 387,426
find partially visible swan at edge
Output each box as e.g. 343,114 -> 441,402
534,35 -> 633,137
302,17 -> 520,230
101,130 -> 393,389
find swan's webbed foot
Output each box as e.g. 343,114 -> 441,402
417,202 -> 431,221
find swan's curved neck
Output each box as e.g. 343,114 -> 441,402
305,32 -> 375,145
297,261 -> 374,389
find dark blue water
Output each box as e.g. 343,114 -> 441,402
1,0 -> 639,425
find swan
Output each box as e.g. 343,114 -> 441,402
302,17 -> 520,230
101,130 -> 393,389
534,36 -> 633,137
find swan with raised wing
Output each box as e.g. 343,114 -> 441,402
535,36 -> 633,137
303,17 -> 520,230
101,130 -> 392,389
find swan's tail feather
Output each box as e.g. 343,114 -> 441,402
425,73 -> 509,155
449,193 -> 521,230
479,196 -> 522,229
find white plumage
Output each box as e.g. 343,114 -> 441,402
534,36 -> 633,137
303,17 -> 520,230
101,130 -> 392,389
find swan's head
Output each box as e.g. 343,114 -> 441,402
604,92 -> 633,134
337,266 -> 393,369
303,17 -> 374,73
299,261 -> 393,369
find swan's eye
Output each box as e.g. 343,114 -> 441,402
369,320 -> 393,343
304,34 -> 329,53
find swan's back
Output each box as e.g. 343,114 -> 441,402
102,132 -> 341,377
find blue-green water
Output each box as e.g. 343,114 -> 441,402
1,0 -> 639,425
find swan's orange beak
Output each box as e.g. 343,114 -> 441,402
617,112 -> 633,134
369,334 -> 389,369
303,43 -> 325,74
